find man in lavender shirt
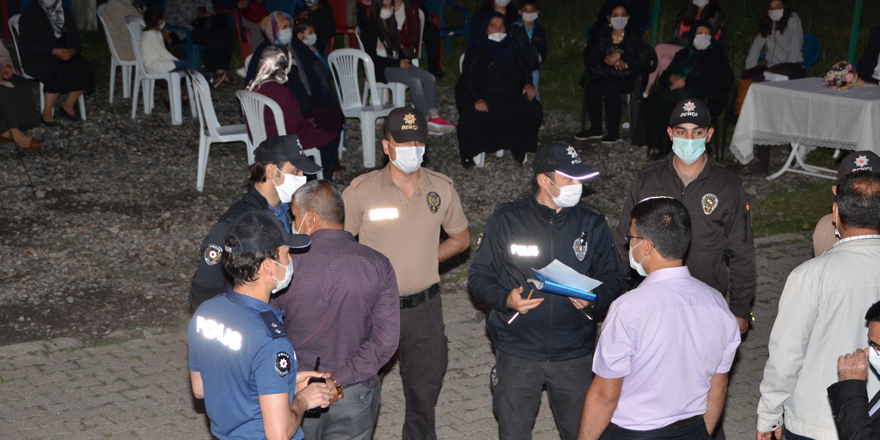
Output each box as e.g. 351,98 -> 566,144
271,180 -> 401,440
578,197 -> 741,440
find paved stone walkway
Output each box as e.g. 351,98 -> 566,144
0,233 -> 814,440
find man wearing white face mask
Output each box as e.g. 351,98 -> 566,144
469,142 -> 624,440
189,135 -> 323,309
343,108 -> 470,440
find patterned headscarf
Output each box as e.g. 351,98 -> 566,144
261,11 -> 293,46
39,0 -> 65,39
246,45 -> 294,91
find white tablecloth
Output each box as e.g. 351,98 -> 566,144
730,77 -> 880,164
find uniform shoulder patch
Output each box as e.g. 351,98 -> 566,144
204,244 -> 223,266
259,311 -> 288,339
275,352 -> 291,377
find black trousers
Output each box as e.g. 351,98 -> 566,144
398,292 -> 448,440
422,20 -> 442,73
191,26 -> 237,73
583,77 -> 634,138
599,416 -> 713,440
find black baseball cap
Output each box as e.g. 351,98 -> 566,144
253,135 -> 323,175
383,107 -> 428,144
669,98 -> 711,128
224,210 -> 310,253
837,151 -> 880,181
532,142 -> 599,179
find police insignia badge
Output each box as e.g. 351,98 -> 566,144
475,232 -> 484,251
573,234 -> 587,261
427,191 -> 441,214
204,244 -> 223,266
275,352 -> 291,377
701,193 -> 719,215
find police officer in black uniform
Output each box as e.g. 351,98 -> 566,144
189,135 -> 323,310
469,142 -> 625,440
188,210 -> 336,440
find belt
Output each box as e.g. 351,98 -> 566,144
606,415 -> 703,432
399,283 -> 439,309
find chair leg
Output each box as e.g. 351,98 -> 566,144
495,150 -> 504,157
197,136 -> 208,192
144,80 -> 153,114
246,139 -> 255,165
186,76 -> 196,118
109,63 -> 116,104
169,76 -> 183,125
474,152 -> 485,168
78,95 -> 86,121
39,82 -> 45,114
131,78 -> 140,119
361,113 -> 377,168
122,66 -> 132,99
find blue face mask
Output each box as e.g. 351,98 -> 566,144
672,137 -> 707,164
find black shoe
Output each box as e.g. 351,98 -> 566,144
60,107 -> 79,122
574,127 -> 603,141
601,134 -> 620,143
40,115 -> 58,127
512,150 -> 526,166
461,157 -> 475,169
432,70 -> 446,80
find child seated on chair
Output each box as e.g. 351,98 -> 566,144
141,7 -> 221,87
509,0 -> 546,100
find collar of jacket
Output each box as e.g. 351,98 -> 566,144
528,192 -> 572,221
665,152 -> 714,184
244,183 -> 271,210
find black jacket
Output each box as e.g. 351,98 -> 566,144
509,20 -> 547,71
659,43 -> 733,97
582,25 -> 653,82
468,196 -> 625,362
19,4 -> 81,83
857,26 -> 880,85
359,19 -> 407,84
828,379 -> 880,440
189,184 -> 292,309
455,44 -> 532,109
614,153 -> 756,319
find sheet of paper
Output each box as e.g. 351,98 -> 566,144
532,260 -> 603,293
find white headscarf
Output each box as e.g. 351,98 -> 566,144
39,0 -> 65,39
246,45 -> 293,91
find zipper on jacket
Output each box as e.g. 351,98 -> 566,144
546,216 -> 555,361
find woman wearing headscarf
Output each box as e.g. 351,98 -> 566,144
247,45 -> 340,180
0,44 -> 42,150
18,0 -> 95,126
575,2 -> 653,143
470,0 -> 519,46
633,20 -> 732,159
455,12 -> 542,168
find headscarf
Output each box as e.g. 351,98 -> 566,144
262,11 -> 294,46
39,0 -> 65,39
247,45 -> 294,91
676,19 -> 716,78
475,11 -> 517,70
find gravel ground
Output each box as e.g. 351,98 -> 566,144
0,54 -> 802,346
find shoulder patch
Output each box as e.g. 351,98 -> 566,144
275,352 -> 291,377
260,311 -> 288,339
204,244 -> 223,266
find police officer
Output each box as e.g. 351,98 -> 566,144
189,135 -> 322,310
342,108 -> 471,440
469,142 -> 625,440
188,210 -> 336,440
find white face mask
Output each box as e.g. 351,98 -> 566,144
270,258 -> 294,293
628,239 -> 648,277
693,34 -> 712,50
278,28 -> 293,45
522,12 -> 538,23
487,32 -> 507,43
379,8 -> 393,19
547,180 -> 583,208
610,17 -> 628,30
495,0 -> 511,7
303,34 -> 317,46
391,145 -> 425,173
768,9 -> 784,22
295,212 -> 314,236
304,0 -> 318,6
273,170 -> 307,204
693,0 -> 709,8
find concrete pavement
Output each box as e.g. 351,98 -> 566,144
0,233 -> 814,439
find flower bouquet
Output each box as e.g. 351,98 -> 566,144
824,62 -> 860,90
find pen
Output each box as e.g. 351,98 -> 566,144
507,289 -> 534,324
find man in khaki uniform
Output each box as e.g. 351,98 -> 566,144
343,108 -> 471,440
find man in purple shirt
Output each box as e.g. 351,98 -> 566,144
578,197 -> 741,440
271,180 -> 401,440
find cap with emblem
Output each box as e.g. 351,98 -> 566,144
253,135 -> 323,174
669,98 -> 711,128
532,142 -> 599,180
225,210 -> 310,253
383,107 -> 428,144
837,151 -> 880,181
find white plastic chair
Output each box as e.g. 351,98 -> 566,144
190,71 -> 253,191
9,14 -> 86,120
327,49 -> 397,168
126,16 -> 196,125
244,54 -> 253,78
97,4 -> 136,103
459,54 -> 503,168
236,90 -> 324,180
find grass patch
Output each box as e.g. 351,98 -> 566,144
751,182 -> 834,238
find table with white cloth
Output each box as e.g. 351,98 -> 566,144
730,77 -> 880,180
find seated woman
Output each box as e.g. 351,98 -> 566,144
0,44 -> 42,150
361,0 -> 454,134
18,0 -> 95,126
141,8 -> 219,85
575,2 -> 653,143
247,46 -> 340,180
470,0 -> 519,45
856,25 -> 880,85
388,0 -> 444,78
633,20 -> 732,159
164,0 -> 237,83
743,0 -> 804,79
456,12 -> 542,168
645,0 -> 723,95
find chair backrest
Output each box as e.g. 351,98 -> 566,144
125,16 -> 148,76
8,15 -> 31,79
327,48 -> 382,111
236,90 -> 287,147
417,9 -> 425,60
354,26 -> 364,50
97,3 -> 123,64
245,53 -> 253,76
190,72 -> 223,138
802,34 -> 821,68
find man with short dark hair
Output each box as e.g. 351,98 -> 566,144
189,135 -> 322,309
758,171 -> 880,440
813,151 -> 880,256
188,210 -> 335,440
271,180 -> 400,440
578,197 -> 740,440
